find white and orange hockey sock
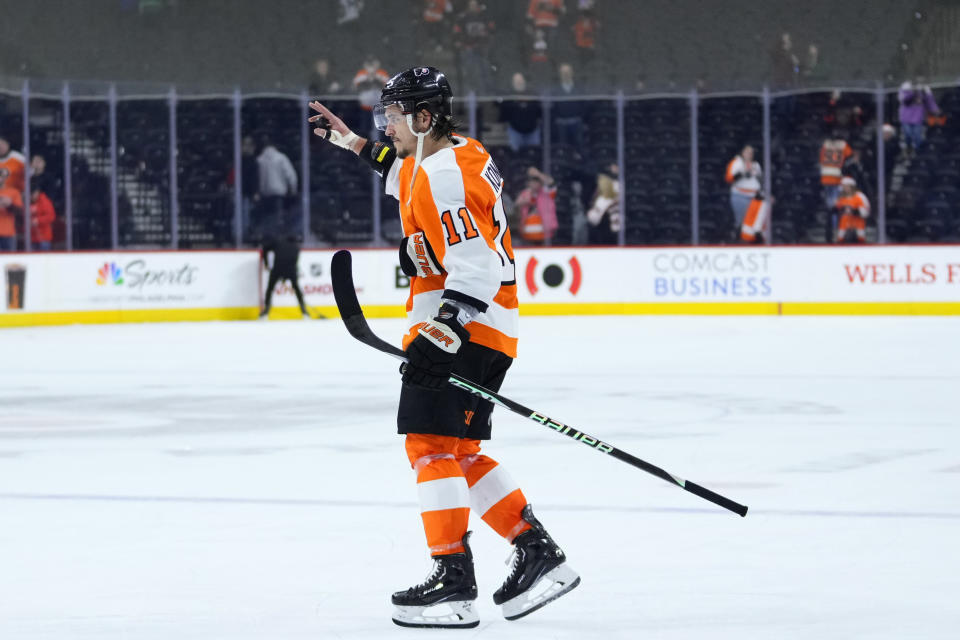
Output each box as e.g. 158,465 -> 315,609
405,434 -> 470,556
457,439 -> 532,542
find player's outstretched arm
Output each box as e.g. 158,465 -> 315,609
308,101 -> 366,154
308,101 -> 398,182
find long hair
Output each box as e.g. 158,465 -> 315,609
430,113 -> 461,142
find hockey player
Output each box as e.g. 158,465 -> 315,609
308,67 -> 579,628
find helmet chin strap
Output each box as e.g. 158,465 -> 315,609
405,112 -> 433,206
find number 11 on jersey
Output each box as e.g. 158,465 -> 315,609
440,207 -> 480,245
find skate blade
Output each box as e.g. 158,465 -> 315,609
392,600 -> 480,629
501,563 -> 581,621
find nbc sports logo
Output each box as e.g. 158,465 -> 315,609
96,262 -> 124,286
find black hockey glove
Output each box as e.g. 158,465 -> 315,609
402,303 -> 470,390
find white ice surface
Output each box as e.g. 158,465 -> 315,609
1,316 -> 958,639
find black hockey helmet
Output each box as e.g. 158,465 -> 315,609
374,66 -> 453,131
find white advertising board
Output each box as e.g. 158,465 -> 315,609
266,246 -> 960,312
3,245 -> 958,327
1,251 -> 260,324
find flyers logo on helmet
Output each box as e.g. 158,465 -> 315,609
414,67 -> 430,76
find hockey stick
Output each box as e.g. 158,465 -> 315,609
331,250 -> 748,518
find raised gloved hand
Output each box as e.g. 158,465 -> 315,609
399,232 -> 444,279
402,303 -> 470,390
308,101 -> 361,151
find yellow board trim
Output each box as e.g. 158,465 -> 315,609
0,307 -> 259,328
520,302 -> 779,315
4,301 -> 960,328
295,301 -> 960,317
781,302 -> 960,315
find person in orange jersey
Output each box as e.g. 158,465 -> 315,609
740,190 -> 771,244
309,66 -> 578,629
819,132 -> 852,241
0,187 -> 23,252
515,166 -> 557,245
834,176 -> 870,243
725,144 -> 762,238
0,135 -> 26,194
29,184 -> 56,251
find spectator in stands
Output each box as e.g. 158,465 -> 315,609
898,80 -> 941,156
527,0 -> 565,55
725,145 -> 762,239
352,54 -> 390,133
819,131 -> 852,232
528,28 -> 552,85
801,44 -> 823,86
239,135 -> 260,242
769,32 -> 798,88
308,58 -> 343,96
29,153 -> 46,180
552,63 -> 585,146
515,166 -> 558,245
29,181 -> 56,251
0,186 -> 22,251
335,0 -> 364,48
879,122 -> 900,183
500,72 -> 542,150
353,55 -> 390,111
256,135 -> 298,240
834,176 -> 870,244
739,191 -> 770,244
337,0 -> 364,25
842,149 -> 868,199
823,90 -> 865,131
0,136 -> 26,194
571,5 -> 600,75
420,0 -> 453,54
587,163 -> 620,245
454,0 -> 496,95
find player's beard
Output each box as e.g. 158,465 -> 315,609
391,137 -> 411,158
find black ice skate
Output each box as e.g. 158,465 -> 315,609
494,505 -> 580,620
391,531 -> 479,629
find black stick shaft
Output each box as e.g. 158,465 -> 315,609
446,374 -> 748,517
331,250 -> 748,518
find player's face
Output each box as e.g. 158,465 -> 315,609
384,105 -> 415,158
384,106 -> 432,158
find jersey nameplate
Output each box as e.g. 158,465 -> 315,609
481,157 -> 503,198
